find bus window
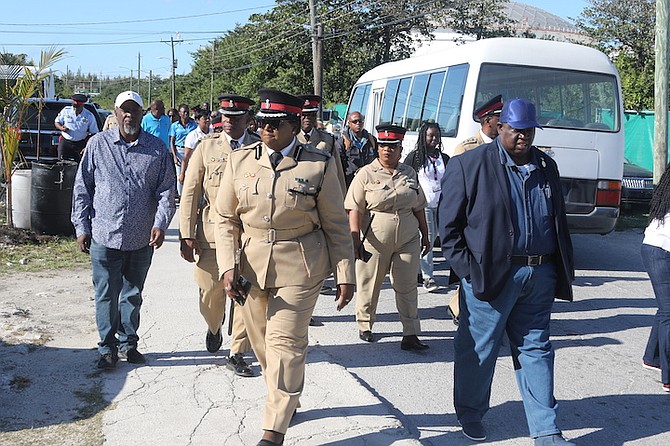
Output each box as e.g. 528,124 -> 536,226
405,73 -> 429,131
391,77 -> 411,126
477,64 -> 619,131
421,71 -> 445,125
379,79 -> 399,125
348,83 -> 371,118
437,64 -> 468,137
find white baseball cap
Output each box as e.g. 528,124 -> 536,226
114,91 -> 144,109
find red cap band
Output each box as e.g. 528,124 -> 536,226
379,131 -> 404,140
262,101 -> 302,114
221,100 -> 251,109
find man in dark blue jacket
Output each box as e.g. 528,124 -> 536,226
439,98 -> 575,445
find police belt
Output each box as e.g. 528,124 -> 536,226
511,254 -> 554,266
243,225 -> 318,243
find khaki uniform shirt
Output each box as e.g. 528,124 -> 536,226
214,141 -> 355,289
180,131 -> 261,248
452,132 -> 485,156
297,128 -> 346,192
344,159 -> 427,216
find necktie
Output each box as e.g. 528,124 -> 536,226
230,139 -> 239,150
303,132 -> 310,142
270,151 -> 283,170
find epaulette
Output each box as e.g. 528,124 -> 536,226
298,143 -> 331,159
462,136 -> 479,144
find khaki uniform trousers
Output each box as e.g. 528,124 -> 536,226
240,279 -> 322,434
195,248 -> 250,354
355,210 -> 421,335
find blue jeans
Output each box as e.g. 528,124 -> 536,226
455,263 -> 560,438
420,207 -> 439,280
642,243 -> 670,385
90,240 -> 154,355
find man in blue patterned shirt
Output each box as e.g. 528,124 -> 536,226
71,90 -> 176,370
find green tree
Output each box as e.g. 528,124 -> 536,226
440,0 -> 515,41
188,0 -> 454,105
574,0 -> 655,110
0,53 -> 31,65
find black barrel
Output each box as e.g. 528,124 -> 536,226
30,160 -> 78,236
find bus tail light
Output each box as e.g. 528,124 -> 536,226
596,180 -> 621,207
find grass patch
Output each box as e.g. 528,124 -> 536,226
74,382 -> 108,420
0,237 -> 89,274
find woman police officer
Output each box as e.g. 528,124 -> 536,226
344,124 -> 431,350
214,89 -> 355,446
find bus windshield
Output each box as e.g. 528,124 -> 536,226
476,63 -> 620,132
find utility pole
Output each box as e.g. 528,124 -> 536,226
308,0 -> 324,116
162,35 -> 183,109
130,69 -> 133,90
137,52 -> 141,96
210,42 -> 215,110
654,0 -> 669,183
149,70 -> 153,105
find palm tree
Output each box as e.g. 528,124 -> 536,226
1,47 -> 65,227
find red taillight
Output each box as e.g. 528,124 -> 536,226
596,180 -> 621,207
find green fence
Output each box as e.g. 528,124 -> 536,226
624,111 -> 670,170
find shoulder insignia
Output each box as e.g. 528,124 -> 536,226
300,144 -> 331,159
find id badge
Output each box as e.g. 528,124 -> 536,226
432,185 -> 441,193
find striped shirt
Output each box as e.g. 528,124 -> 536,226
71,128 -> 176,251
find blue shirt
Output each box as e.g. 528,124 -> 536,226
55,106 -> 99,141
71,128 -> 176,251
497,139 -> 556,256
141,113 -> 171,150
169,120 -> 197,147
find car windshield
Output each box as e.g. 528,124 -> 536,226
20,103 -> 62,131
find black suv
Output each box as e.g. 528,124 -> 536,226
18,98 -> 103,160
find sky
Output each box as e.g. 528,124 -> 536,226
0,0 -> 589,80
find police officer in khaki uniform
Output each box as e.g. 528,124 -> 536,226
344,124 -> 431,350
296,94 -> 346,192
179,94 -> 259,377
452,94 -> 503,156
214,89 -> 355,446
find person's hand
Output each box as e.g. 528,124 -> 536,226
180,238 -> 200,262
222,269 -> 240,301
149,228 -> 165,248
62,126 -> 69,132
420,235 -> 431,257
173,155 -> 181,166
335,283 -> 355,311
178,172 -> 185,185
76,234 -> 91,254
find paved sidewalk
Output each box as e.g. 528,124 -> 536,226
100,221 -> 422,446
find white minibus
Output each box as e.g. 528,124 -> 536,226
347,37 -> 624,234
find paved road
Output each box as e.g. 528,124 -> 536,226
100,219 -> 670,445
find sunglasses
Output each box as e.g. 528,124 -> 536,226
259,118 -> 287,130
350,119 -> 364,124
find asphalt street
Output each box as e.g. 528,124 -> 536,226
98,218 -> 670,445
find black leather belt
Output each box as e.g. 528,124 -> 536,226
511,254 -> 553,266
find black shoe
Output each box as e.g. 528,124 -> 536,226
359,330 -> 374,342
119,348 -> 146,364
400,335 -> 429,351
227,353 -> 254,377
97,353 -> 118,370
256,440 -> 283,446
206,329 -> 223,353
460,420 -> 486,441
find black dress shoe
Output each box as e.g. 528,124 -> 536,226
401,335 -> 429,351
359,330 -> 374,342
119,348 -> 146,364
257,440 -> 283,446
227,353 -> 254,377
206,329 -> 223,353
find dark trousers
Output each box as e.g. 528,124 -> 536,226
58,138 -> 86,162
642,243 -> 670,385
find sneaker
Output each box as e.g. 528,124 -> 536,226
663,383 -> 670,392
459,420 -> 486,441
534,434 -> 575,445
97,353 -> 118,370
423,278 -> 439,293
206,329 -> 223,353
119,348 -> 146,364
643,361 -> 661,371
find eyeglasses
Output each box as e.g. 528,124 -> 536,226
350,119 -> 363,124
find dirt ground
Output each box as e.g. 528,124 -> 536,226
0,267 -> 105,446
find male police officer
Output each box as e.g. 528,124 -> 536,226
55,93 -> 99,161
179,94 -> 259,377
453,94 -> 503,156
